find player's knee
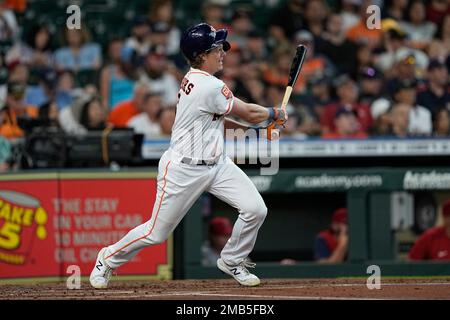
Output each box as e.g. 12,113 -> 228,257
256,203 -> 268,221
244,201 -> 267,222
147,232 -> 168,245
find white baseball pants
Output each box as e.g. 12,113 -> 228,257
104,148 -> 267,268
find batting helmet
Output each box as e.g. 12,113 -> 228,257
180,23 -> 231,61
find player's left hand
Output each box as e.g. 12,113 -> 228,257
266,118 -> 287,140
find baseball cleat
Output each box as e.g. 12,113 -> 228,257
90,247 -> 114,289
217,258 -> 261,287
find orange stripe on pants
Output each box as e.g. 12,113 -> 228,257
105,160 -> 171,260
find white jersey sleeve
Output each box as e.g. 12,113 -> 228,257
201,79 -> 234,116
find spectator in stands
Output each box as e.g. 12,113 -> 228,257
233,57 -> 266,106
79,96 -> 106,131
148,0 -> 181,56
434,13 -> 450,56
58,91 -> 93,135
149,22 -> 170,52
375,27 -> 409,74
427,39 -> 448,62
38,100 -> 59,127
4,0 -> 26,13
302,72 -> 332,123
303,0 -> 328,38
149,22 -> 173,60
157,105 -> 176,137
108,82 -> 149,127
382,0 -> 408,21
0,81 -> 38,140
201,0 -> 230,31
391,78 -> 432,136
127,91 -> 162,139
221,46 -> 241,92
268,0 -> 304,46
432,107 -> 450,137
314,208 -> 348,263
5,0 -> 450,151
202,216 -> 233,266
426,0 -> 450,26
339,0 -> 360,33
7,61 -> 28,83
315,13 -> 358,76
239,29 -> 268,66
25,67 -> 57,108
353,42 -> 376,78
54,70 -> 76,110
100,38 -> 135,110
138,45 -> 178,107
382,47 -> 428,96
0,132 -> 11,171
54,25 -> 102,72
409,199 -> 450,261
370,98 -> 392,136
417,58 -> 450,115
399,0 -> 437,50
121,15 -> 151,69
265,30 -> 334,95
388,103 -> 410,137
4,63 -> 33,109
346,0 -> 382,49
322,108 -> 368,139
358,66 -> 384,106
0,3 -> 18,42
228,7 -> 253,49
321,74 -> 372,135
6,23 -> 53,68
392,48 -> 429,82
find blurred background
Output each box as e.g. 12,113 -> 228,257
0,0 -> 449,281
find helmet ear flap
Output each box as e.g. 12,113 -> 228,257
222,41 -> 231,52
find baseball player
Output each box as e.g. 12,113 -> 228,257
90,23 -> 287,288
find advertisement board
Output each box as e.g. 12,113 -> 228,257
0,172 -> 172,280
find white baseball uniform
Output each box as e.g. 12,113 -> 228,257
104,67 -> 267,268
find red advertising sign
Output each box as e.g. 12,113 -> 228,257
0,179 -> 59,277
0,173 -> 172,280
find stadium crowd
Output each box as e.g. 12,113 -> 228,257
0,0 -> 449,170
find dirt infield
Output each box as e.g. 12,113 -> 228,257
1,278 -> 450,300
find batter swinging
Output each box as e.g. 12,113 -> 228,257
90,23 -> 287,288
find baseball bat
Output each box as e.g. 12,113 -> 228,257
280,45 -> 308,111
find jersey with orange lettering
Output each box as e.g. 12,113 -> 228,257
170,67 -> 234,162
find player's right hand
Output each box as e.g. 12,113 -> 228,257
269,107 -> 288,125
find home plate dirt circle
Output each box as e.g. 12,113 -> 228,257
1,278 -> 450,300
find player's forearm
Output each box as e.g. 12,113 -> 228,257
231,98 -> 270,124
246,103 -> 271,124
224,117 -> 251,130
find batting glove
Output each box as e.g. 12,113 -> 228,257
268,107 -> 287,125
